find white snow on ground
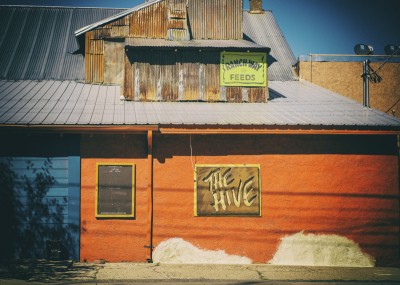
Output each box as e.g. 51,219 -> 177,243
152,238 -> 252,264
268,232 -> 375,267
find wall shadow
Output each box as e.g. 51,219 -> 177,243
0,259 -> 97,282
0,158 -> 78,261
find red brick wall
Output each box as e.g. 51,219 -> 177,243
80,134 -> 399,265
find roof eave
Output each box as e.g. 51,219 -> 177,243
1,124 -> 399,136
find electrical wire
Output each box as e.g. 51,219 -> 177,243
368,48 -> 400,83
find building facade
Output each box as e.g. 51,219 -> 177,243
0,0 -> 399,266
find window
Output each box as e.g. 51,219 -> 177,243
96,163 -> 135,218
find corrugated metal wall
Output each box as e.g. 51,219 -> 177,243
129,1 -> 168,38
85,0 -> 244,83
125,49 -> 267,102
188,0 -> 243,40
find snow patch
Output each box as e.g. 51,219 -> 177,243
153,238 -> 252,264
269,232 -> 375,267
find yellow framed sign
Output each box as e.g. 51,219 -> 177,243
194,164 -> 261,216
220,52 -> 267,87
96,163 -> 135,218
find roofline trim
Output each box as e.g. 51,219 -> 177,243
1,124 -> 399,135
159,126 -> 400,135
0,124 -> 160,134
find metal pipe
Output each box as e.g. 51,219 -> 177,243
363,59 -> 370,108
146,130 -> 154,262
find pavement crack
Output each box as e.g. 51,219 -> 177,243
245,265 -> 266,280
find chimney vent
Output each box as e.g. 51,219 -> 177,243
249,0 -> 263,14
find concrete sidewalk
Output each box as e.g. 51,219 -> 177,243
1,261 -> 400,283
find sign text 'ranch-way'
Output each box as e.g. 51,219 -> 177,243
195,165 -> 261,216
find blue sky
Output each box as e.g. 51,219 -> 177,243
1,0 -> 399,57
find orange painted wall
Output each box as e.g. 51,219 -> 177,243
80,133 -> 399,265
80,134 -> 149,262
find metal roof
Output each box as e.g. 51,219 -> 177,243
243,11 -> 297,81
0,79 -> 399,129
125,38 -> 269,50
0,6 -> 124,81
0,5 -> 296,82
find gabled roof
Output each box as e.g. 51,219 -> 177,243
0,79 -> 398,131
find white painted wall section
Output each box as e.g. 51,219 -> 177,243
268,232 -> 375,267
153,238 -> 252,264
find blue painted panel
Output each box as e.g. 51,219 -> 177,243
68,156 -> 80,261
0,156 -> 80,261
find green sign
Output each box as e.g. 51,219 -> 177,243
220,52 -> 267,87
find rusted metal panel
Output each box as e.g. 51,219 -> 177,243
138,62 -> 154,101
195,164 -> 261,216
168,9 -> 186,19
226,87 -> 241,102
167,19 -> 186,29
181,51 -> 201,101
124,49 -> 266,102
248,87 -> 267,102
160,51 -> 179,101
188,0 -> 242,40
104,40 -> 125,84
129,2 -> 168,38
94,54 -> 104,83
168,1 -> 186,12
89,39 -> 104,54
123,51 -> 134,100
111,25 -> 129,37
93,28 -> 110,39
167,29 -> 189,41
203,51 -> 221,101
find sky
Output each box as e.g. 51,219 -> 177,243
1,0 -> 399,57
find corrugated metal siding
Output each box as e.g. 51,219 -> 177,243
125,50 -> 268,102
243,11 -> 296,81
188,0 -> 242,40
129,1 -> 168,38
0,80 -> 399,128
0,6 -> 124,81
0,156 -> 80,260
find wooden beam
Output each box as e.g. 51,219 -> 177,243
159,127 -> 400,135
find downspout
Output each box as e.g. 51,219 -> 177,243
145,130 -> 154,262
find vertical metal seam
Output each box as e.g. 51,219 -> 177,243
3,9 -> 29,78
56,9 -> 74,79
38,10 -> 58,80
